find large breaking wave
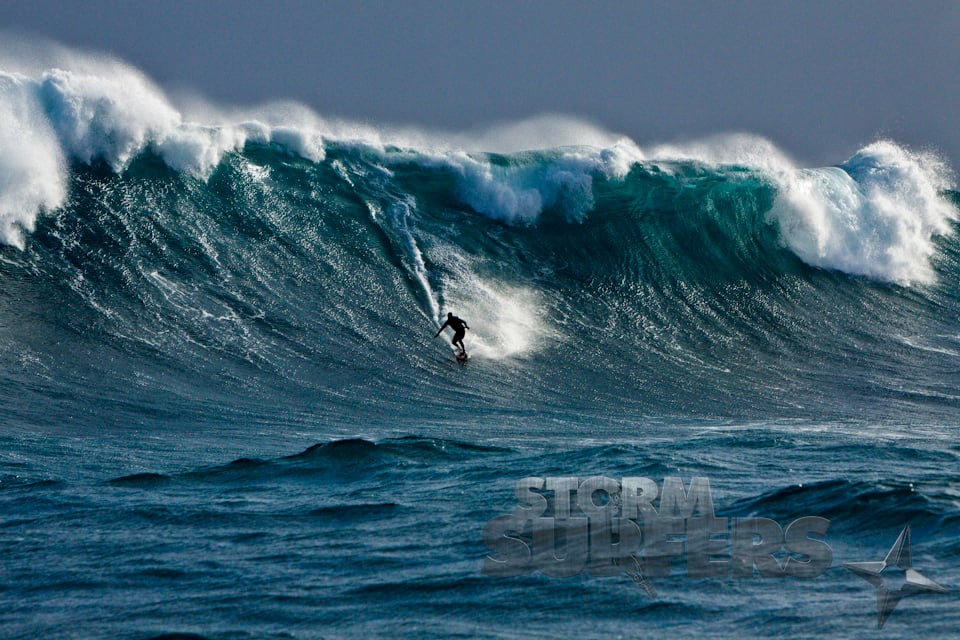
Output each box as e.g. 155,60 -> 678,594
2,42 -> 959,429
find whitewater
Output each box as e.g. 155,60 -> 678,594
1,46 -> 959,639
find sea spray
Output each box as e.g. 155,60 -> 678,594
772,142 -> 956,284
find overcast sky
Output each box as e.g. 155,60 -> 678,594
1,0 -> 958,168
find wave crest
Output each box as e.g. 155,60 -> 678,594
1,42 -> 957,288
772,141 -> 956,284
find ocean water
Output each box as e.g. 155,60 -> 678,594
1,51 -> 959,639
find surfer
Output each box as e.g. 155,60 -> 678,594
435,312 -> 470,355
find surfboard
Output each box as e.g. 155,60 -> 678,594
456,351 -> 469,362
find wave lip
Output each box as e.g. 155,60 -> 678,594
648,134 -> 958,285
772,141 -> 957,284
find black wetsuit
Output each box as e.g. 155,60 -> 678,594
437,315 -> 469,352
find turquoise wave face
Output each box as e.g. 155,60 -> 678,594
1,143 -> 959,432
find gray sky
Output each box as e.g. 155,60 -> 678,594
1,0 -> 958,168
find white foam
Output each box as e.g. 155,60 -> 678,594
0,44 -> 334,245
771,141 -> 956,284
153,123 -> 249,176
650,134 -> 957,284
39,66 -> 181,171
0,72 -> 66,248
424,241 -> 551,359
456,279 -> 542,359
442,276 -> 545,360
409,138 -> 643,226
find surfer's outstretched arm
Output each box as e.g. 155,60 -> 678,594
434,321 -> 449,338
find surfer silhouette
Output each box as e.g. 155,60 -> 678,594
435,312 -> 469,355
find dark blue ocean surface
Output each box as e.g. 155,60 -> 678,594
2,59 -> 960,638
2,426 -> 958,639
